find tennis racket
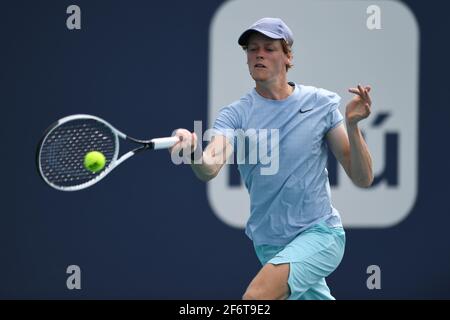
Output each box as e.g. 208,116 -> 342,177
36,114 -> 179,191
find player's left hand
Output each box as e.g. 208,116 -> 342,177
346,84 -> 372,125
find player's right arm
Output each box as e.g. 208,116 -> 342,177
169,129 -> 232,182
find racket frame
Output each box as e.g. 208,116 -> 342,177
36,114 -> 178,191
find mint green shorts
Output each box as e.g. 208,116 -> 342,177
254,222 -> 346,300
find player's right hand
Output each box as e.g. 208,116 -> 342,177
169,128 -> 198,157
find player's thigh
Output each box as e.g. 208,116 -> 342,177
243,263 -> 290,300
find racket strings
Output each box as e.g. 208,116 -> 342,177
39,119 -> 117,188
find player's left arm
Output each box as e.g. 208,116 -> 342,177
326,85 -> 374,188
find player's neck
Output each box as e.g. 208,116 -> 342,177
255,78 -> 293,100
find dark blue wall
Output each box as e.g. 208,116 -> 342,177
1,0 -> 449,299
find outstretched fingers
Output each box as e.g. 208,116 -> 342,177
348,84 -> 372,106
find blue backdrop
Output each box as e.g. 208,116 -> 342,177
1,0 -> 449,299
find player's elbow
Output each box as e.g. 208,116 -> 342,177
354,181 -> 372,189
352,174 -> 374,188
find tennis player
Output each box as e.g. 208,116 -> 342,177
170,17 -> 373,300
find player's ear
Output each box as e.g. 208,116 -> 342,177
283,54 -> 291,67
286,49 -> 293,62
286,51 -> 293,69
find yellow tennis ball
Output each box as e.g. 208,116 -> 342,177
84,151 -> 106,173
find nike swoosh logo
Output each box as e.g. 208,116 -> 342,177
299,108 -> 313,113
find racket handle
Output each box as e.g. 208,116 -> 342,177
151,136 -> 180,150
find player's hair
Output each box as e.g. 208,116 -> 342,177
242,39 -> 294,72
280,40 -> 294,71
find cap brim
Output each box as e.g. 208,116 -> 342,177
238,28 -> 283,46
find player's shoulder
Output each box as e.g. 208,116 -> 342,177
297,84 -> 341,106
219,92 -> 253,114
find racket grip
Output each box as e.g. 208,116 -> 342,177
151,136 -> 180,150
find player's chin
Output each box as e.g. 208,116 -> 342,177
250,72 -> 269,82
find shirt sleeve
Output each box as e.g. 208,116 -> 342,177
211,104 -> 243,147
320,89 -> 343,133
328,102 -> 344,132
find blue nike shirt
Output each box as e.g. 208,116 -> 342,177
212,83 -> 344,246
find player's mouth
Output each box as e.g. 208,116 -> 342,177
254,63 -> 266,69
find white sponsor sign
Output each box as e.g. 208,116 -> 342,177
208,0 -> 419,228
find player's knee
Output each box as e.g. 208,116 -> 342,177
243,284 -> 290,300
242,287 -> 266,300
